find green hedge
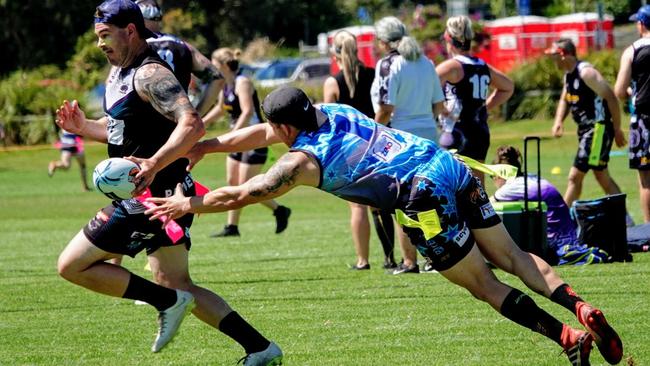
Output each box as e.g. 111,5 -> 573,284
0,28 -> 107,146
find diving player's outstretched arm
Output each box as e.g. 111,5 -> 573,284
184,124 -> 282,170
146,151 -> 319,221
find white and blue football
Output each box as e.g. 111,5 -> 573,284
92,158 -> 140,200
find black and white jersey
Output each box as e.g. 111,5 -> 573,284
103,48 -> 189,197
443,55 -> 490,126
147,33 -> 193,92
564,61 -> 611,133
223,74 -> 263,126
632,38 -> 650,115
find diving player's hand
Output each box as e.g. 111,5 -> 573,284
185,143 -> 206,171
145,184 -> 190,223
551,122 -> 563,138
125,156 -> 158,196
614,128 -> 627,148
55,100 -> 86,135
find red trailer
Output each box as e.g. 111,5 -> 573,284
327,25 -> 378,75
483,15 -> 552,72
550,12 -> 614,55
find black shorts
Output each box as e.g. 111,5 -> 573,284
228,147 -> 268,165
629,113 -> 650,170
455,121 -> 490,161
574,121 -> 613,172
83,195 -> 194,257
61,146 -> 81,155
400,170 -> 501,271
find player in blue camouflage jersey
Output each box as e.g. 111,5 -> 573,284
148,87 -> 623,365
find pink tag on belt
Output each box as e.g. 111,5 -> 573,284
136,188 -> 184,243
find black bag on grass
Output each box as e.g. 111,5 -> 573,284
571,193 -> 632,262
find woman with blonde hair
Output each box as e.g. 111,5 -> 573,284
436,15 -> 514,185
324,30 -> 397,270
371,16 -> 446,274
203,47 -> 291,238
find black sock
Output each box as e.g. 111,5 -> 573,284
122,272 -> 177,311
500,288 -> 564,345
550,284 -> 584,314
372,209 -> 395,262
219,312 -> 270,354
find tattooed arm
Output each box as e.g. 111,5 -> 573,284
145,152 -> 320,220
129,63 -> 205,195
186,42 -> 225,116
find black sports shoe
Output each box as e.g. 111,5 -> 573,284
391,263 -> 420,275
273,206 -> 291,234
350,263 -> 370,270
210,225 -> 240,238
382,258 -> 398,269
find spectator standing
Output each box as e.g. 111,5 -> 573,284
323,30 -> 397,270
436,15 -> 514,186
371,16 -> 446,274
203,47 -> 291,238
615,5 -> 650,223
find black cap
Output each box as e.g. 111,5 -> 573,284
261,87 -> 327,132
94,0 -> 157,39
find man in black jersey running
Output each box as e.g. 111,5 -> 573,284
546,38 -> 627,211
615,5 -> 650,224
54,1 -> 282,364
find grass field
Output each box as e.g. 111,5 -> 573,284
0,119 -> 648,365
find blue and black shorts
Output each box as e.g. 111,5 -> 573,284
399,161 -> 501,271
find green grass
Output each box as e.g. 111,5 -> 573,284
0,119 -> 648,365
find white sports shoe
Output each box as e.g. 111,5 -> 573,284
151,289 -> 195,353
239,342 -> 283,366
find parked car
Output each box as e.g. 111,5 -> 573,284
254,57 -> 331,88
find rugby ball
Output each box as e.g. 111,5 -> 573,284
92,158 -> 140,200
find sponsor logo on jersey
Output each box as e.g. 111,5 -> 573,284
130,231 -> 155,240
371,132 -> 403,162
453,225 -> 470,247
480,203 -> 496,219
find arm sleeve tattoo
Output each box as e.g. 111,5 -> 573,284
135,63 -> 197,121
248,155 -> 301,197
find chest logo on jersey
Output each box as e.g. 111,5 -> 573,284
119,84 -> 129,94
565,93 -> 579,103
371,131 -> 403,163
107,116 -> 125,145
573,79 -> 580,89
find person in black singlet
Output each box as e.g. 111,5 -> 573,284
546,38 -> 628,213
136,0 -> 223,116
436,15 -> 514,186
323,30 -> 397,270
616,5 -> 650,223
203,47 -> 291,238
54,1 -> 282,364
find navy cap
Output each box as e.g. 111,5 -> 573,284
262,87 -> 327,132
94,0 -> 157,39
630,5 -> 650,27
